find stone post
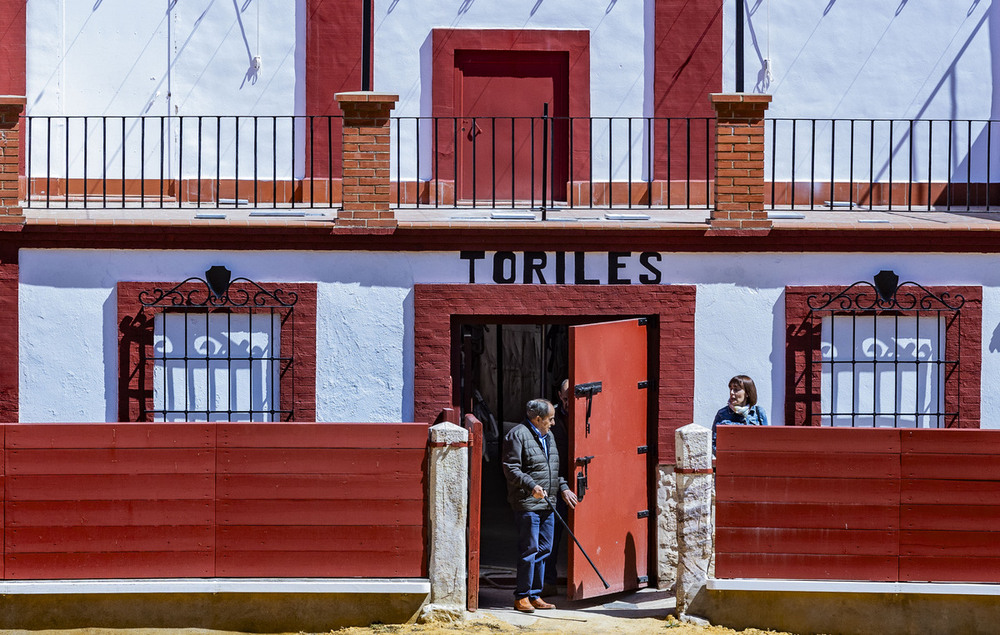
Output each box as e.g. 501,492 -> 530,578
675,423 -> 713,616
708,94 -> 772,231
0,96 -> 25,224
655,464 -> 678,590
421,421 -> 469,623
334,92 -> 398,231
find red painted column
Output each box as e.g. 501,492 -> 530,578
0,96 -> 24,223
335,92 -> 397,231
709,94 -> 771,231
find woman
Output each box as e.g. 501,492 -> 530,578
713,375 -> 768,453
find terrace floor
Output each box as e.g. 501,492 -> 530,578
19,203 -> 1000,231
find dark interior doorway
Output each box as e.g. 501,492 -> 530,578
457,322 -> 570,603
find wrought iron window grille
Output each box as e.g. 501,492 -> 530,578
806,271 -> 964,429
139,267 -> 297,423
139,267 -> 298,309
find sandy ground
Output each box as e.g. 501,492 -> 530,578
332,614 -> 798,635
0,622 -> 796,635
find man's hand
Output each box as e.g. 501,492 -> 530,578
532,485 -> 546,499
562,489 -> 579,509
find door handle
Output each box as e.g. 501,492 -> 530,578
466,122 -> 483,141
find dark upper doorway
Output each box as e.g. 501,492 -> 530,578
455,50 -> 570,203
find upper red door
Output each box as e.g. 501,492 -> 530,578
455,50 -> 569,203
567,318 -> 649,600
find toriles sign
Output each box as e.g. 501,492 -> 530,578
461,251 -> 663,285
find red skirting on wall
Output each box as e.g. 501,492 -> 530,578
2,422 -> 428,580
716,426 -> 1000,583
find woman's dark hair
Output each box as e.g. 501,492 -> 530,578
729,375 -> 758,407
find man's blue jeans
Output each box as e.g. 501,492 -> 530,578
514,509 -> 554,600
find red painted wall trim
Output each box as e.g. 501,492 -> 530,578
785,285 -> 981,428
0,244 -> 15,423
116,282 -> 317,423
432,29 -> 591,183
412,284 -> 695,461
15,225 -> 1000,254
653,0 -> 723,180
2,422 -> 427,579
716,427 -> 1000,583
0,1 -> 25,97
305,0 -> 365,177
432,29 -> 590,120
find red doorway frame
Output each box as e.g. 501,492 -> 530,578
413,284 -> 695,603
431,30 -> 592,195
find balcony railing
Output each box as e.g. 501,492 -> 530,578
19,114 -> 1000,212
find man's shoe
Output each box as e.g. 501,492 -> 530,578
530,598 -> 556,610
514,597 -> 535,613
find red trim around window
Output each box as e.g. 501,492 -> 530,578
785,285 -> 981,428
117,282 -> 316,423
412,284 -> 695,460
0,245 -> 16,422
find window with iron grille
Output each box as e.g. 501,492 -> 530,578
117,270 -> 317,422
785,274 -> 981,428
152,311 -> 285,421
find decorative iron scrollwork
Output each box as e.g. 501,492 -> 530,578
139,267 -> 298,308
807,271 -> 964,312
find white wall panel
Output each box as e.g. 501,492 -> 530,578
19,250 -> 1000,431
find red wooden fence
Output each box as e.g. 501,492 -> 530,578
716,426 -> 1000,583
3,422 -> 428,579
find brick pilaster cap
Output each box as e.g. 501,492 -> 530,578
335,92 -> 400,104
0,96 -> 26,109
709,93 -> 773,105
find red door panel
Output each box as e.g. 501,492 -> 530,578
568,318 -> 648,600
456,50 -> 568,203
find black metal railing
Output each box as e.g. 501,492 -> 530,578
24,115 -> 344,210
21,114 -> 714,211
389,115 -> 713,212
20,114 -> 1000,213
766,117 -> 1000,211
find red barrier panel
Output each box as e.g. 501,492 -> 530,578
716,426 -> 1000,583
2,422 -> 428,580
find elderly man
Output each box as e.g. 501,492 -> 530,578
502,398 -> 579,613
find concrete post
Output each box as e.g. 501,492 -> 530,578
0,96 -> 25,224
655,464 -> 678,590
708,93 -> 772,231
421,421 -> 469,623
675,423 -> 714,616
334,92 -> 398,231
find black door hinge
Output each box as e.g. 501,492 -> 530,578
637,380 -> 649,389
637,509 -> 649,519
638,317 -> 648,326
638,576 -> 649,584
637,445 -> 648,454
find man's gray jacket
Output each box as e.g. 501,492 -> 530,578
502,420 -> 569,512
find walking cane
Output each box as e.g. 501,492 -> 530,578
545,496 -> 610,589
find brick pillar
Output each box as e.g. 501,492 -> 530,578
0,96 -> 25,224
709,94 -> 771,231
335,92 -> 398,231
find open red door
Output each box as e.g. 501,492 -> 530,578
567,318 -> 649,600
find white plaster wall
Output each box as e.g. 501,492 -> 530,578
26,0 -> 304,179
20,250 -> 1000,431
374,0 -> 651,180
725,1 -> 1000,183
18,249 -> 464,423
